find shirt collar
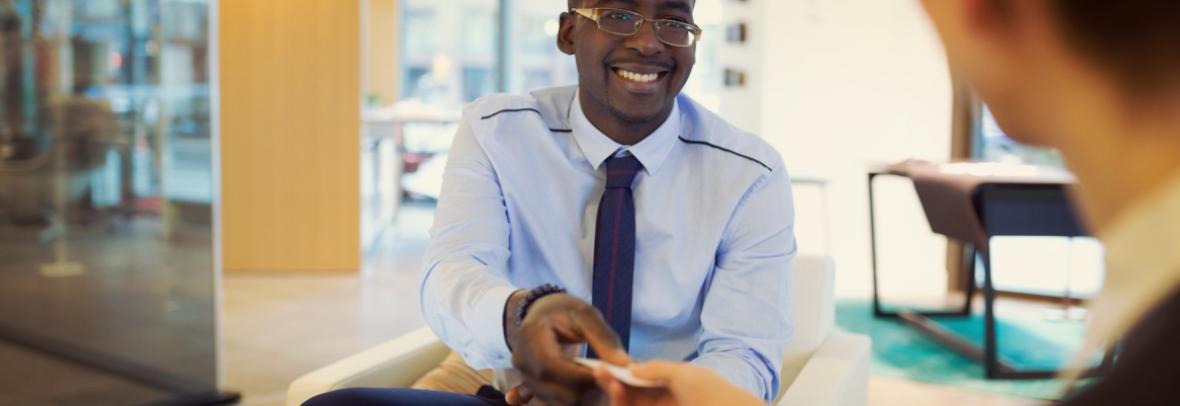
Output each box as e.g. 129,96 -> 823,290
570,90 -> 681,174
1083,169 -> 1180,352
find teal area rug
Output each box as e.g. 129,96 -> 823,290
836,300 -> 1087,400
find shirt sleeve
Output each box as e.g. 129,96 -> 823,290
418,106 -> 518,370
690,165 -> 796,402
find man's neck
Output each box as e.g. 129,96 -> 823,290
1056,91 -> 1180,233
578,92 -> 674,146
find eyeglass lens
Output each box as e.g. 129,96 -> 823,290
596,10 -> 697,46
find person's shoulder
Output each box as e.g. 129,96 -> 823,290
463,92 -> 542,122
677,95 -> 786,175
463,85 -> 577,127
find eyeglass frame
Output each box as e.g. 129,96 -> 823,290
569,7 -> 703,48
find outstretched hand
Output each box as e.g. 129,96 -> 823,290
592,361 -> 763,406
504,292 -> 629,406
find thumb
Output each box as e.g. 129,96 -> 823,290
628,360 -> 688,382
504,385 -> 533,405
574,309 -> 630,366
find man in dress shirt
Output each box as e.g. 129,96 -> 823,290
305,0 -> 796,405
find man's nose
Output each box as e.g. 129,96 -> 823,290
623,21 -> 666,56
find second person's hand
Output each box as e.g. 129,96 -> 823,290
593,360 -> 763,406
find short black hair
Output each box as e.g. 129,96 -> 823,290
1050,0 -> 1180,93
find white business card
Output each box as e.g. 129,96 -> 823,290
574,357 -> 661,388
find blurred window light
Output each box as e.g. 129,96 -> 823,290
543,19 -> 559,38
976,105 -> 1065,168
972,105 -> 1102,299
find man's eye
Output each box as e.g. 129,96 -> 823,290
605,12 -> 633,21
661,21 -> 690,30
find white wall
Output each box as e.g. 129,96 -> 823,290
721,0 -> 955,298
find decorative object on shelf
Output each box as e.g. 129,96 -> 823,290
725,22 -> 747,43
723,68 -> 747,87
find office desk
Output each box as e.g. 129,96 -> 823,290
868,162 -> 1106,379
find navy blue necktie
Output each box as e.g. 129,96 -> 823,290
589,154 -> 643,357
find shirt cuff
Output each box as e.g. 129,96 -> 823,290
466,285 -> 519,368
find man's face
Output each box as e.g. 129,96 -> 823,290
559,0 -> 696,124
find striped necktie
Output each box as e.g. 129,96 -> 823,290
589,153 -> 643,356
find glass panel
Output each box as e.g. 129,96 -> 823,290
974,107 -> 1103,299
461,66 -> 493,102
681,0 -> 721,111
509,0 -> 576,94
976,105 -> 1064,167
0,0 -> 216,403
461,8 -> 494,56
400,0 -> 497,108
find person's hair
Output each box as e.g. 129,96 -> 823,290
1049,0 -> 1180,93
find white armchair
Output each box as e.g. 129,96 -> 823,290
288,255 -> 871,406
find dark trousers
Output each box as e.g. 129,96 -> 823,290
302,386 -> 509,406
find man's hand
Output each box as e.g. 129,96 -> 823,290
503,291 -> 629,406
592,361 -> 763,406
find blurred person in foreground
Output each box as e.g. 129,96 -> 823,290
306,0 -> 797,405
595,0 -> 1180,404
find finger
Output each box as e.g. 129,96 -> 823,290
506,386 -> 523,405
506,386 -> 520,405
607,380 -> 629,406
517,385 -> 533,401
526,329 -> 598,385
523,378 -> 582,406
628,360 -> 684,382
515,326 -> 591,384
592,365 -> 615,389
566,307 -> 629,365
505,385 -> 534,405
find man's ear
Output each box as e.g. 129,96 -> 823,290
964,0 -> 1016,40
557,12 -> 576,55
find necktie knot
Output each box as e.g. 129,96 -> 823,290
605,154 -> 643,189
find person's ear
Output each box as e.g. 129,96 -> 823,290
557,11 -> 576,55
963,0 -> 1024,45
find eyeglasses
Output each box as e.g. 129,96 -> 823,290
570,8 -> 702,48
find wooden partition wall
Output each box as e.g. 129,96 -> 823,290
219,1 -> 362,272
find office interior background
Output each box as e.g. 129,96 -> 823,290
0,0 -> 1106,405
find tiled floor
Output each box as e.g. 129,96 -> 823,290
221,201 -> 1041,406
221,202 -> 433,405
0,212 -> 218,405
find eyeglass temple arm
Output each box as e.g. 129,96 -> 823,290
570,8 -> 595,20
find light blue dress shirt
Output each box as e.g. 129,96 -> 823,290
418,85 -> 796,401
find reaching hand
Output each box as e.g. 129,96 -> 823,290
592,361 -> 763,406
505,292 -> 629,406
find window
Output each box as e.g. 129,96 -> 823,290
403,9 -> 436,56
1,0 -> 217,402
972,104 -> 1104,299
461,8 -> 496,56
975,105 -> 1064,167
462,66 -> 494,102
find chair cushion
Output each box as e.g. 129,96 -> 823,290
777,255 -> 836,394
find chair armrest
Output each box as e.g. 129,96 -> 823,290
286,326 -> 451,406
777,331 -> 872,406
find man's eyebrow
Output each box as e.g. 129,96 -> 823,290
586,0 -> 693,16
589,0 -> 638,9
660,0 -> 693,15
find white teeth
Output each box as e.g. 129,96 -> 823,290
616,69 -> 659,83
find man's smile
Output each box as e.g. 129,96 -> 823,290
609,63 -> 672,93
